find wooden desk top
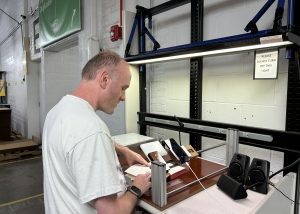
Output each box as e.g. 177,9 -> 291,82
120,143 -> 227,211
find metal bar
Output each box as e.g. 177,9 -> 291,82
244,0 -> 275,32
138,112 -> 300,154
167,167 -> 226,196
273,0 -> 285,31
146,117 -> 273,142
190,0 -> 204,151
151,161 -> 167,207
125,29 -> 286,62
288,0 -> 295,29
197,143 -> 226,154
144,28 -> 160,50
226,129 -> 239,166
295,164 -> 300,214
137,9 -> 147,135
147,0 -> 191,16
278,0 -> 285,8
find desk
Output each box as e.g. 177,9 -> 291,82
140,172 -> 296,214
113,133 -> 296,214
114,133 -> 227,212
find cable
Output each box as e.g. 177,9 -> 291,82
269,181 -> 299,205
185,162 -> 206,190
244,180 -> 299,205
0,9 -> 25,47
244,181 -> 264,189
269,157 -> 300,179
0,8 -> 19,24
174,115 -> 184,146
185,162 -> 233,213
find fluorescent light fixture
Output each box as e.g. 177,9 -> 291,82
128,41 -> 293,65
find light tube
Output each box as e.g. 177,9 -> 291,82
128,41 -> 293,65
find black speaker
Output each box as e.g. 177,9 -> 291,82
245,158 -> 270,194
217,174 -> 248,200
227,153 -> 250,184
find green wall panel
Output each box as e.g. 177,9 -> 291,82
39,0 -> 81,47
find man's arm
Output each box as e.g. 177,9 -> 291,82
94,191 -> 137,214
94,172 -> 151,214
115,143 -> 149,166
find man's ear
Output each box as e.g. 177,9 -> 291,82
97,69 -> 110,89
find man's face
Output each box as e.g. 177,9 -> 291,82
101,60 -> 131,114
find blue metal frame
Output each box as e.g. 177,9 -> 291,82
125,6 -> 160,57
125,29 -> 286,62
244,0 -> 276,33
125,0 -> 299,62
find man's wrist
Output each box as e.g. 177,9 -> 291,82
127,185 -> 142,199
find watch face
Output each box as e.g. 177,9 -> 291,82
131,185 -> 142,198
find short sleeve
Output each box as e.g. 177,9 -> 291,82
67,132 -> 125,204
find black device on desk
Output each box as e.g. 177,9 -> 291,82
161,138 -> 189,164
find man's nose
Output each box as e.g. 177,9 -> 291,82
120,93 -> 125,101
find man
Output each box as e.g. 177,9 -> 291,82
42,50 -> 151,214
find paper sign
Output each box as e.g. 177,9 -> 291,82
254,50 -> 278,79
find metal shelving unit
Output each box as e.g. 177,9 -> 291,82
124,1 -> 300,212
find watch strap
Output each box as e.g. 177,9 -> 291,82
128,185 -> 141,198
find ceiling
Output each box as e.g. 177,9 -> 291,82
0,0 -> 24,46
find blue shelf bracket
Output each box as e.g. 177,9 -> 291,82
244,0 -> 284,34
124,6 -> 161,57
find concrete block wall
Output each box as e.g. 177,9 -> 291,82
98,0 -> 125,135
40,46 -> 80,129
98,0 -> 150,135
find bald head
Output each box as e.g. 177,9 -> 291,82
74,50 -> 131,112
81,50 -> 122,80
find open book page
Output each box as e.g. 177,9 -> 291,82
140,141 -> 168,159
125,164 -> 151,177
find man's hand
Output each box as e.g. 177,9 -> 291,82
115,143 -> 150,167
133,172 -> 151,194
123,147 -> 150,167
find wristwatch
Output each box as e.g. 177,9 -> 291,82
128,185 -> 142,199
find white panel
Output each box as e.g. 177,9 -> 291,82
202,76 -> 217,102
123,10 -> 138,55
216,74 -> 276,105
274,73 -> 288,107
42,46 -> 81,126
240,105 -> 286,130
165,61 -> 190,101
203,52 -> 253,76
125,65 -> 140,133
26,61 -> 40,139
214,103 -> 242,124
202,102 -> 217,121
165,100 -> 189,117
